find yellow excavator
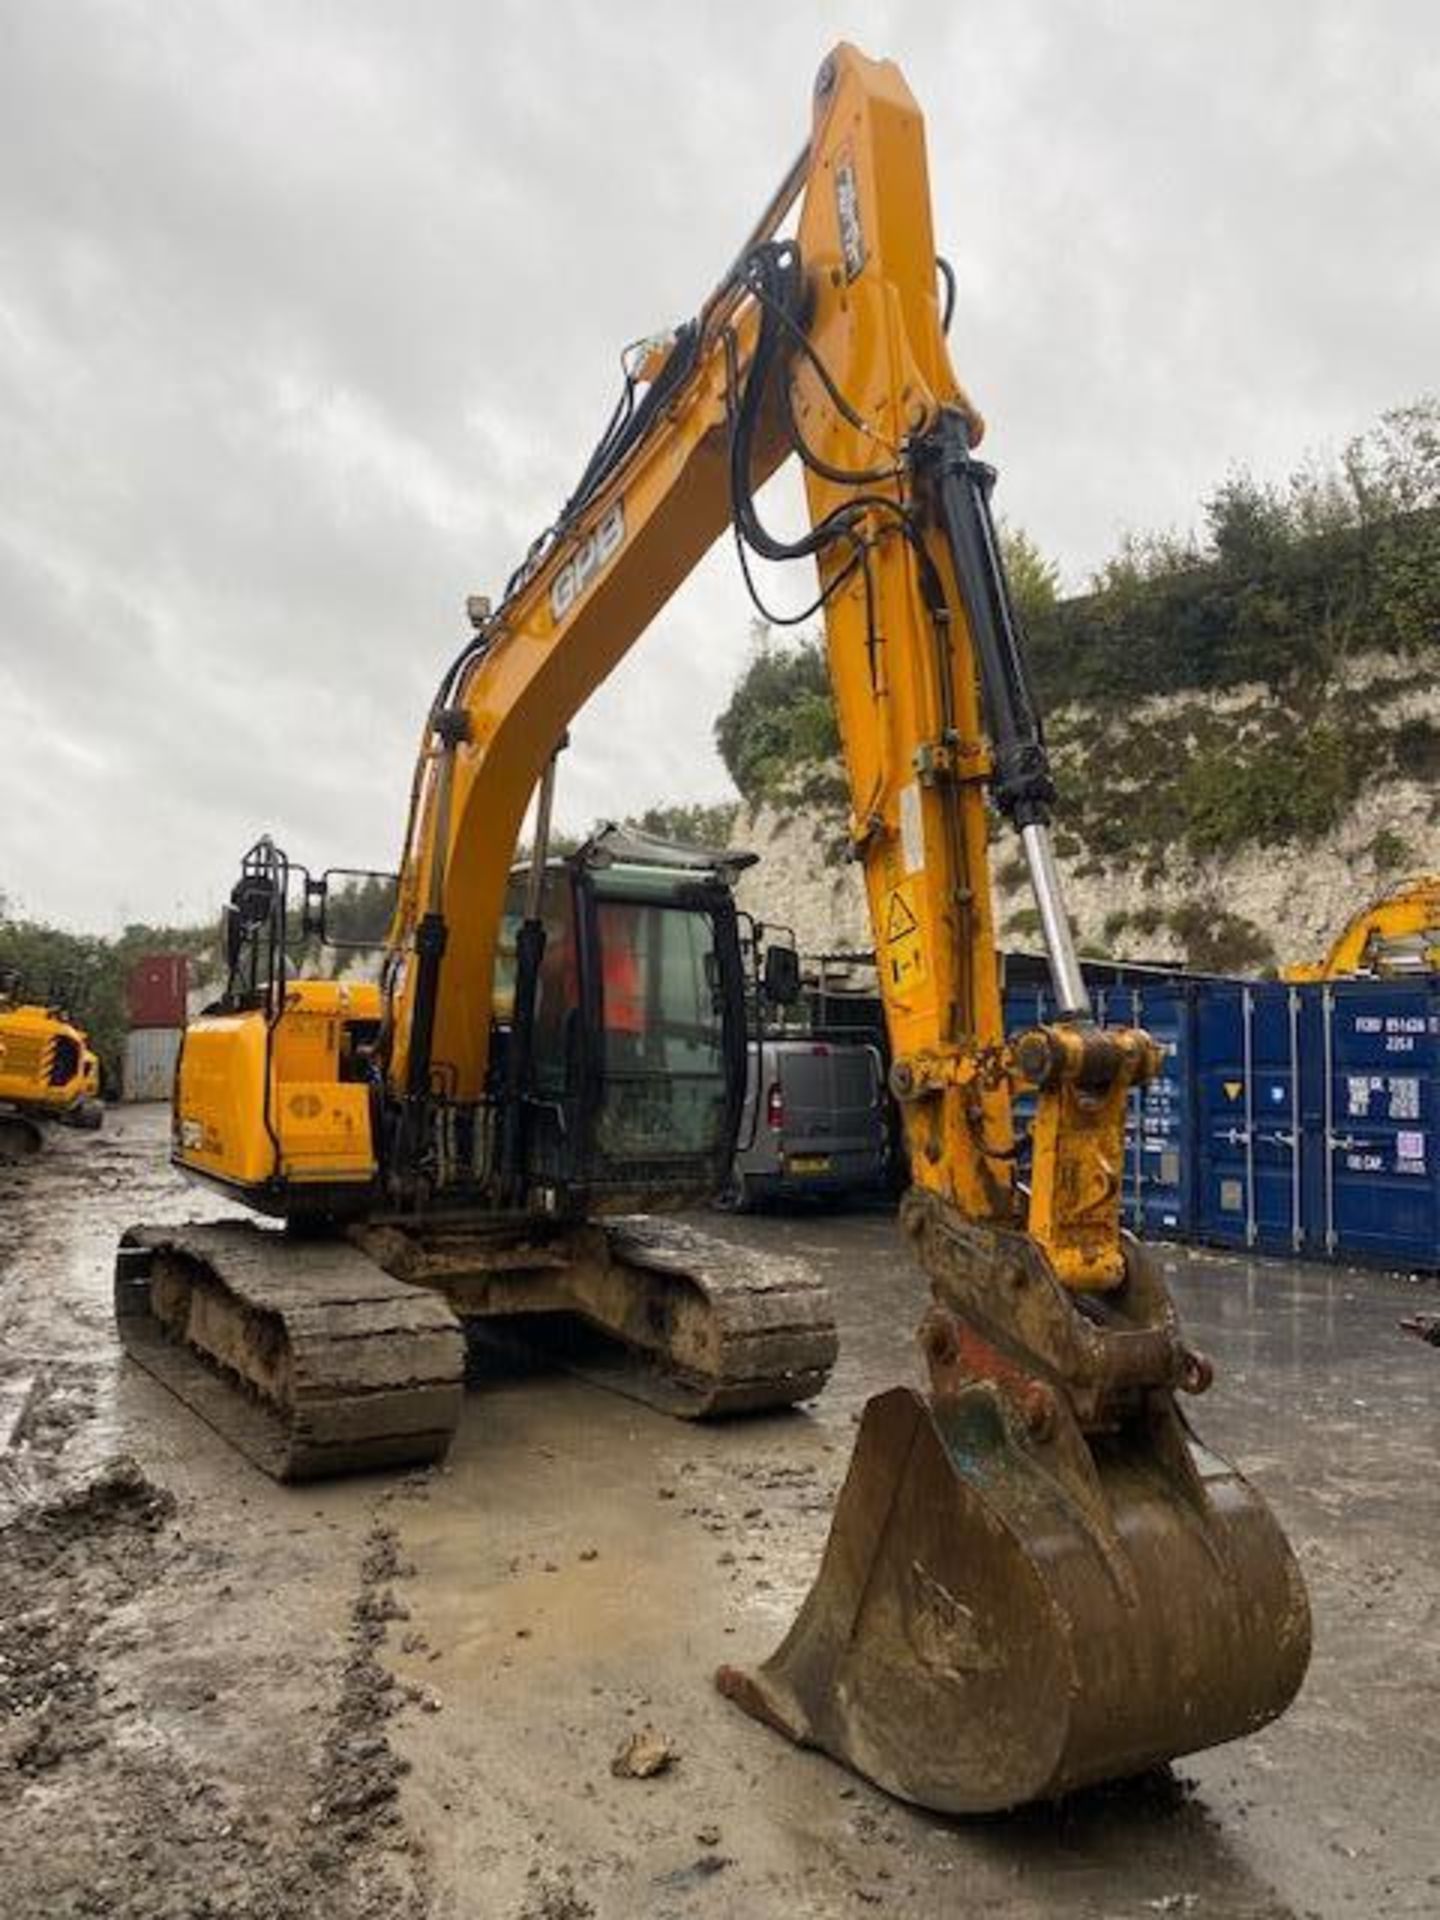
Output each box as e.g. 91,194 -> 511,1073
0,971 -> 103,1159
1284,874 -> 1440,980
115,45 -> 1309,1812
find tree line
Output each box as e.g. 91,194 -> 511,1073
715,396 -> 1440,801
0,912 -> 215,1092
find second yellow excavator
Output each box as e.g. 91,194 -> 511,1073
1284,874 -> 1440,980
116,44 -> 1309,1812
0,971 -> 103,1159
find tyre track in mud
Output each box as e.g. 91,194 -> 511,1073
1,1111 -> 434,1918
0,1450 -> 434,1918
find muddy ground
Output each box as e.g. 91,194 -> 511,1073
1,1106 -> 1436,1918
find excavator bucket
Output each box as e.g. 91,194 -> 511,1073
719,1200 -> 1311,1813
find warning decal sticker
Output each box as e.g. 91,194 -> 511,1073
884,881 -> 926,991
885,890 -> 917,942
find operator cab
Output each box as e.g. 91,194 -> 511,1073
492,827 -> 756,1214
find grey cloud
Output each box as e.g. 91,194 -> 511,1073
1,0 -> 1435,927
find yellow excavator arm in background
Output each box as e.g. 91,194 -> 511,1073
1284,874 -> 1440,980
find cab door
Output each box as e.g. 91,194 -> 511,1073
583,876 -> 744,1204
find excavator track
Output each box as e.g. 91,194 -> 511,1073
355,1213 -> 838,1418
114,1222 -> 466,1481
585,1217 -> 839,1415
0,1112 -> 43,1160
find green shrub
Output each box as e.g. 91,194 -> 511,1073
1370,828 -> 1412,871
1390,718 -> 1440,782
714,631 -> 839,802
1166,903 -> 1275,973
618,802 -> 739,848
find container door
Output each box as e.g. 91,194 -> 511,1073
123,1027 -> 182,1102
1197,983 -> 1301,1251
1320,981 -> 1440,1268
1247,987 -> 1305,1253
1197,984 -> 1250,1248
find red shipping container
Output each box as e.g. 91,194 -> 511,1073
127,952 -> 189,1030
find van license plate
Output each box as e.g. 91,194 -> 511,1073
788,1155 -> 831,1174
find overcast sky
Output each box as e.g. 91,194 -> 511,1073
2,1 -> 1436,930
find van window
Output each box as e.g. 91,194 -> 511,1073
779,1046 -> 880,1118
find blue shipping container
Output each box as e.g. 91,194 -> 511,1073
1317,978 -> 1440,1268
1004,969 -> 1440,1271
1195,982 -> 1310,1255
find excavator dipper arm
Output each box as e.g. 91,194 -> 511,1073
1285,874 -> 1440,980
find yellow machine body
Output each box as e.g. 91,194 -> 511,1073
0,1000 -> 88,1113
0,999 -> 96,1115
174,979 -> 380,1204
0,994 -> 104,1156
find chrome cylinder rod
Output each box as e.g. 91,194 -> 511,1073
1020,820 -> 1091,1020
524,748 -> 561,922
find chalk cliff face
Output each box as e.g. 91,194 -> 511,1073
729,654 -> 1440,973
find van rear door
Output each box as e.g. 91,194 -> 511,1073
778,1043 -> 884,1180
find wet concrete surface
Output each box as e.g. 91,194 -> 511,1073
2,1105 -> 1437,1917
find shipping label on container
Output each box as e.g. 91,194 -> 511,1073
1353,1012 -> 1427,1053
1397,1129 -> 1427,1174
1345,1073 -> 1421,1119
1347,1075 -> 1382,1116
1341,1138 -> 1427,1177
1389,1077 -> 1421,1119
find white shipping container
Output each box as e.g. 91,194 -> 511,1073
123,1026 -> 182,1103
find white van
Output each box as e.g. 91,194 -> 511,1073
721,1035 -> 890,1210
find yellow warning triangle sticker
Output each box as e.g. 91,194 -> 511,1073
885,890 -> 919,943
1223,1080 -> 1242,1100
